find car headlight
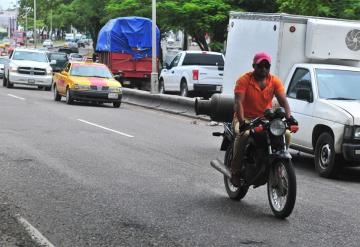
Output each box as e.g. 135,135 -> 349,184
344,125 -> 360,140
10,65 -> 18,72
269,119 -> 286,136
74,84 -> 90,90
110,86 -> 121,92
46,67 -> 53,75
354,126 -> 360,139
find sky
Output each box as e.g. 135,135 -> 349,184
0,0 -> 17,10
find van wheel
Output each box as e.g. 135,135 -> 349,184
314,132 -> 339,178
180,79 -> 188,97
159,78 -> 165,94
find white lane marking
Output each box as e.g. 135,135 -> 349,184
77,119 -> 134,138
15,214 -> 56,247
8,94 -> 25,100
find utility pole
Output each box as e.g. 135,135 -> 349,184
25,11 -> 28,47
150,0 -> 158,94
50,9 -> 52,40
34,0 -> 36,48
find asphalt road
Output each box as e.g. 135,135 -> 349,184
1,81 -> 360,247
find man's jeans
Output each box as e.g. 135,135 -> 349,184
230,118 -> 291,174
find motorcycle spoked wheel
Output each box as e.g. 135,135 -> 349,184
267,159 -> 297,218
224,145 -> 249,201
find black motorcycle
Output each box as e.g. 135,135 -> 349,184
195,94 -> 299,218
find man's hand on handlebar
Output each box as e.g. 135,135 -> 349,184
239,121 -> 250,132
286,115 -> 298,125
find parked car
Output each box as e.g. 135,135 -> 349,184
159,50 -> 224,97
3,48 -> 53,90
46,52 -> 69,72
0,56 -> 7,78
58,47 -> 79,55
53,61 -> 122,108
68,53 -> 83,61
42,39 -> 53,47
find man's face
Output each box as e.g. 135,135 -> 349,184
253,60 -> 270,78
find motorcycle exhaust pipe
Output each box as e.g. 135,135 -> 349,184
210,159 -> 231,178
195,94 -> 234,123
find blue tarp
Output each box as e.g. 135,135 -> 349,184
96,16 -> 160,60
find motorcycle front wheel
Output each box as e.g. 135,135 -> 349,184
267,159 -> 296,218
224,145 -> 248,201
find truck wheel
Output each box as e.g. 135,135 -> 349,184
159,79 -> 165,94
45,86 -> 52,91
180,80 -> 188,97
66,87 -> 73,105
3,75 -> 7,87
314,132 -> 339,178
6,77 -> 13,88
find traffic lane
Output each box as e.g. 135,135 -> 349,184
1,84 -> 360,246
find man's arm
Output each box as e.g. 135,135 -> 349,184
275,92 -> 291,119
234,92 -> 245,123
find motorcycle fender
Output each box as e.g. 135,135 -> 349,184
268,150 -> 292,161
220,137 -> 231,151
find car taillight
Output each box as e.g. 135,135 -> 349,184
192,70 -> 199,80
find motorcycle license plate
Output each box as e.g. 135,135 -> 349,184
108,93 -> 118,99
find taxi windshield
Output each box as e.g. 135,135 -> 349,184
70,64 -> 113,78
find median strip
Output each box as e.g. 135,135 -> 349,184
7,94 -> 25,100
15,214 -> 55,247
77,119 -> 134,138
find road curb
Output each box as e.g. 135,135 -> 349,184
122,88 -> 209,120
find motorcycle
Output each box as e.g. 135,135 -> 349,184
195,94 -> 299,218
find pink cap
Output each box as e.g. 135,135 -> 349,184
253,52 -> 271,64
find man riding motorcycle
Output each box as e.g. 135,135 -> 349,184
231,52 -> 293,187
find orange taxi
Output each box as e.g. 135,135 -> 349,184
53,61 -> 122,108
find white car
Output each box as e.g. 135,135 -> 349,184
0,56 -> 7,78
68,53 -> 83,61
159,51 -> 224,97
3,48 -> 53,90
42,39 -> 53,47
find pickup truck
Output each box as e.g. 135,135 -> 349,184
159,50 -> 224,97
220,12 -> 360,178
3,48 -> 54,90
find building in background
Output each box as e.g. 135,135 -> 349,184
0,9 -> 18,40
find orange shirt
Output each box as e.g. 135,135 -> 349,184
234,72 -> 285,119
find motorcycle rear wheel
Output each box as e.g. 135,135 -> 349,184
224,145 -> 248,201
267,159 -> 296,218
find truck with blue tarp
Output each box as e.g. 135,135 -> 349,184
96,16 -> 160,89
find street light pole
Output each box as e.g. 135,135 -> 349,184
150,0 -> 159,94
25,11 -> 28,47
34,0 -> 36,48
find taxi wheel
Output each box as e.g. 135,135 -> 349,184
113,102 -> 121,108
54,85 -> 61,101
66,88 -> 73,105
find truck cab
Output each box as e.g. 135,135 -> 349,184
285,64 -> 360,176
222,12 -> 360,177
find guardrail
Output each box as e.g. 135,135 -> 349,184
122,88 -> 208,119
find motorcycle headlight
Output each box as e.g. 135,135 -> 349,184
269,119 -> 286,136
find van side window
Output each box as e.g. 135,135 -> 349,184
287,68 -> 312,100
